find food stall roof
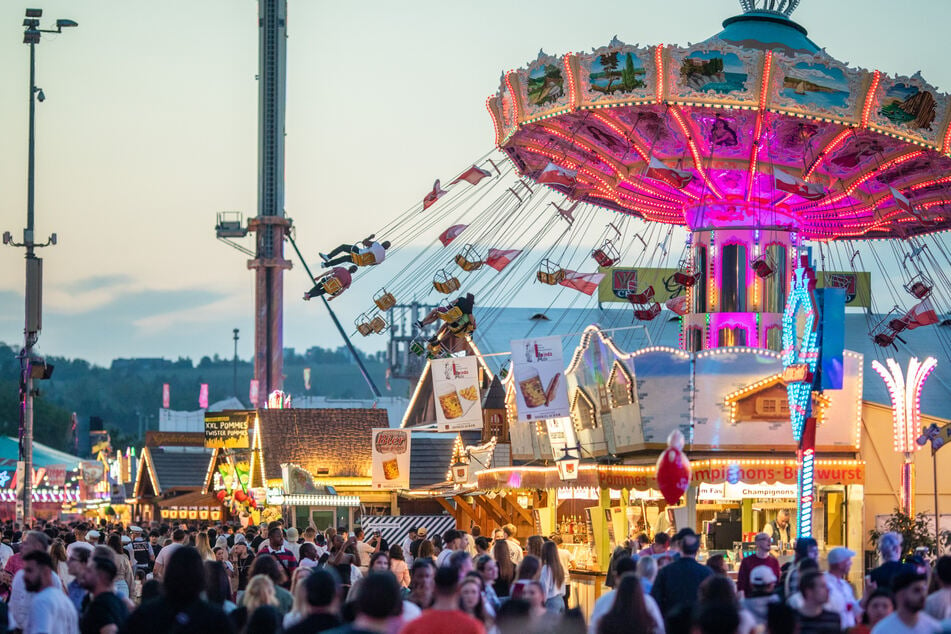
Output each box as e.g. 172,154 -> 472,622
0,436 -> 82,470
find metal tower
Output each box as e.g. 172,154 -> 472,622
248,0 -> 291,396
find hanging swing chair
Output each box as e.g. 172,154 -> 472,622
320,275 -> 344,297
591,239 -> 620,267
904,272 -> 933,299
373,288 -> 397,311
633,302 -> 662,321
409,336 -> 429,357
751,253 -> 776,279
351,250 -> 378,267
869,308 -> 906,349
627,285 -> 655,306
369,313 -> 388,334
537,259 -> 567,285
436,300 -> 464,323
433,269 -> 461,294
454,244 -> 484,272
673,255 -> 699,287
355,313 -> 374,337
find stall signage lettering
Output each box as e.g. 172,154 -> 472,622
691,463 -> 863,486
204,411 -> 251,449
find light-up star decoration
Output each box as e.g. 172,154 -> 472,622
782,255 -> 819,442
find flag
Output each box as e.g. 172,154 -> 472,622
423,179 -> 448,209
438,224 -> 468,246
537,162 -> 577,188
645,157 -> 693,189
559,270 -> 605,295
199,383 -> 209,409
891,187 -> 913,212
162,383 -> 170,409
385,368 -> 392,391
903,297 -> 939,330
249,379 -> 260,407
665,296 -> 689,316
774,169 -> 825,201
303,368 -> 311,391
486,248 -> 522,271
451,165 -> 493,186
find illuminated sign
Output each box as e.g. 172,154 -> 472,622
782,256 -> 819,442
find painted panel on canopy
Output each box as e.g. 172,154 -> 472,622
624,350 -> 691,445
518,53 -> 572,121
619,106 -> 688,159
762,115 -> 837,167
769,55 -> 863,122
576,118 -> 641,162
870,75 -> 949,147
498,77 -> 519,137
668,43 -> 760,104
576,42 -> 654,107
867,155 -> 941,196
823,131 -> 905,179
689,108 -> 757,159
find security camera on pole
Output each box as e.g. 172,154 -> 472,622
2,8 -> 77,525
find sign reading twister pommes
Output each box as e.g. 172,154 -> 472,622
511,336 -> 570,422
204,411 -> 251,449
372,428 -> 411,489
431,357 -> 484,431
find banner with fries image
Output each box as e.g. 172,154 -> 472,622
431,357 -> 484,432
511,335 -> 570,422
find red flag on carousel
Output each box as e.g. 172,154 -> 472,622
559,270 -> 605,295
451,165 -> 493,186
774,169 -> 825,201
665,296 -> 689,316
890,186 -> 913,212
438,224 -> 468,246
537,162 -> 577,188
903,297 -> 939,329
645,157 -> 693,189
485,248 -> 522,271
423,179 -> 448,209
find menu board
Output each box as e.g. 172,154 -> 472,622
511,336 -> 570,421
204,411 -> 251,449
431,357 -> 483,431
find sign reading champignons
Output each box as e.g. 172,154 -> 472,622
203,411 -> 252,449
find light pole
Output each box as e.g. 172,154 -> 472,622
233,328 -> 240,400
2,8 -> 77,526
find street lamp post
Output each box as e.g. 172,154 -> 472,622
2,8 -> 77,526
233,328 -> 240,400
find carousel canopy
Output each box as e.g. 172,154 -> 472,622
0,437 -> 82,470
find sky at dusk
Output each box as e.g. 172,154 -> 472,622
2,0 -> 951,366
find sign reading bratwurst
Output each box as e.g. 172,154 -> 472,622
204,411 -> 251,449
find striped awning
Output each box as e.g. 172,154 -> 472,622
360,514 -> 457,548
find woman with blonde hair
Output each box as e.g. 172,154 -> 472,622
107,533 -> 135,598
231,575 -> 279,632
196,531 -> 216,562
283,567 -> 313,629
48,539 -> 69,584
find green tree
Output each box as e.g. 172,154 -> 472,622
868,507 -> 949,557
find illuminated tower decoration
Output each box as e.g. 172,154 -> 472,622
781,255 -> 819,538
871,357 -> 938,517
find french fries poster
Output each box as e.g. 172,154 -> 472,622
511,335 -> 569,422
431,357 -> 484,431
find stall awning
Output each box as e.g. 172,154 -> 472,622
157,491 -> 222,509
265,491 -> 361,507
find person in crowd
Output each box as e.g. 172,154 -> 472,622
107,533 -> 134,599
595,573 -> 660,634
320,235 -> 390,268
693,600 -> 741,634
502,525 -> 522,565
492,540 -> 517,599
741,565 -> 780,628
66,546 -> 91,613
195,532 -> 215,562
475,555 -> 501,612
459,574 -> 494,631
606,547 -> 634,590
851,588 -> 895,634
409,527 -> 427,562
474,537 -> 492,560
650,528 -> 711,616
825,547 -> 860,629
540,540 -> 566,613
782,536 -> 819,601
769,510 -> 793,547
551,535 -> 574,578
705,554 -> 728,577
737,532 -> 780,596
347,551 -> 390,603
8,531 -> 60,632
436,530 -> 463,568
516,555 -> 541,582
204,561 -> 236,615
636,556 -> 658,595
244,554 -> 293,614
258,526 -> 298,585
402,528 -> 418,568
304,265 -> 359,301
354,528 -> 375,575
230,539 -> 255,593
284,567 -> 313,628
765,602 -> 799,634
329,571 -> 403,634
924,555 -> 951,621
80,554 -> 129,634
298,542 -> 320,570
431,534 -> 445,558
284,568 -> 342,634
389,544 -> 410,588
447,551 -> 474,582
402,565 -> 486,634
23,550 -> 78,634
283,527 -> 300,560
871,571 -> 942,634
795,570 -> 841,634
869,532 -> 907,591
407,559 -> 436,610
697,574 -> 756,634
526,536 -> 544,562
231,575 -> 279,632
417,539 -> 436,563
50,539 -> 70,584
152,528 -> 185,581
590,557 -> 656,634
637,533 -> 669,558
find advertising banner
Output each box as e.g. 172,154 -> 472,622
511,336 -> 569,421
431,357 -> 483,431
204,411 -> 251,449
45,464 -> 66,488
816,271 -> 871,308
597,267 -> 682,303
371,428 -> 411,489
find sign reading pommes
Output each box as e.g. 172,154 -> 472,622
204,411 -> 251,449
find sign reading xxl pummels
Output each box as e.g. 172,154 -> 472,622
372,429 -> 411,489
431,357 -> 483,431
204,411 -> 251,449
511,336 -> 569,421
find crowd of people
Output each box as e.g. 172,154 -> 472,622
0,518 -> 948,634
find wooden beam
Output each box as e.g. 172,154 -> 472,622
452,495 -> 482,526
473,495 -> 508,526
501,496 -> 534,525
434,497 -> 456,518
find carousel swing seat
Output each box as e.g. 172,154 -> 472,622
673,270 -> 699,287
373,289 -> 397,311
351,251 -> 378,267
870,309 -> 904,349
751,253 -> 775,279
627,285 -> 655,306
537,259 -> 567,285
591,239 -> 620,267
409,337 -> 428,357
369,315 -> 388,334
433,269 -> 461,294
321,275 -> 344,296
355,314 -> 374,337
904,273 -> 933,299
437,304 -> 464,322
454,244 -> 484,272
633,302 -> 661,321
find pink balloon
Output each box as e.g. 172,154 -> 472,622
656,445 -> 691,505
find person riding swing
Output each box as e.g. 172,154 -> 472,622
303,265 -> 358,300
320,235 -> 391,268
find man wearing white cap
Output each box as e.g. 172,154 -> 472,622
826,546 -> 861,629
737,532 -> 780,596
742,565 -> 780,627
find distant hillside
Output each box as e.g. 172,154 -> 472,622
0,343 -> 410,446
